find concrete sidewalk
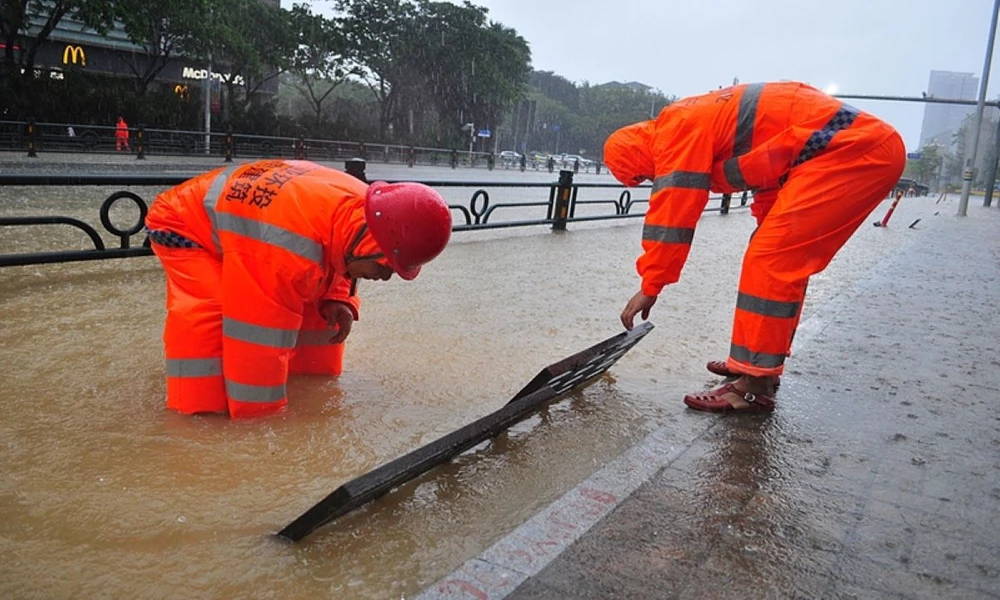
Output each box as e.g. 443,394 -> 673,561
417,205 -> 1000,600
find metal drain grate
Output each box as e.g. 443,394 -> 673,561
276,322 -> 655,542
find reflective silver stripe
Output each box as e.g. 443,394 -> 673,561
296,330 -> 334,346
642,224 -> 695,244
214,213 -> 324,266
723,159 -> 746,189
651,171 -> 710,193
736,292 -> 800,319
734,83 -> 763,156
226,380 -> 286,403
223,317 -> 299,349
165,357 -> 222,377
730,343 -> 786,369
723,83 -> 763,189
204,167 -> 238,253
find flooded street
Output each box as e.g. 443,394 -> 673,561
0,155 -> 938,598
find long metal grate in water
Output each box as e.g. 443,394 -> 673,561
276,322 -> 655,542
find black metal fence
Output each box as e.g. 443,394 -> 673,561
0,162 -> 749,268
0,119 -> 602,174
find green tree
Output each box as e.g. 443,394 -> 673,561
527,80 -> 672,158
530,71 -> 578,111
287,4 -> 354,128
904,144 -> 943,186
114,0 -> 207,95
407,1 -> 530,148
522,93 -> 573,153
411,0 -> 486,146
337,0 -> 418,140
468,21 -> 530,145
210,0 -> 295,119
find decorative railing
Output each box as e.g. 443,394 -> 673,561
0,164 -> 749,267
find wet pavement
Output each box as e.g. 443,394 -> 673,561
2,151 -> 998,599
417,204 -> 1000,600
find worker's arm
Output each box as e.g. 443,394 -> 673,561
319,272 -> 360,319
317,272 -> 360,344
636,115 -> 715,297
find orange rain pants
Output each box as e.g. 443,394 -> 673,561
146,161 -> 370,418
727,132 -> 904,376
603,82 -> 906,377
151,244 -> 348,416
115,119 -> 130,151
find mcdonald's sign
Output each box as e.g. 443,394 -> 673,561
62,45 -> 86,66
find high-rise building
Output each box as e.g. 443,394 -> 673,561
919,70 -> 978,149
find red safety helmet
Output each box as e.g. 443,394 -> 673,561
363,181 -> 452,280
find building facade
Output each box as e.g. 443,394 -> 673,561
18,2 -> 279,97
919,70 -> 978,150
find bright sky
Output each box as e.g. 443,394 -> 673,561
297,0 -> 1000,151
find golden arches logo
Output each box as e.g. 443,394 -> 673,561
62,45 -> 86,66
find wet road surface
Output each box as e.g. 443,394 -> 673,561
1,153 -> 982,599
420,202 -> 1000,600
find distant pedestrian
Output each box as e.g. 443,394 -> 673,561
67,126 -> 75,137
115,116 -> 130,152
605,81 -> 905,413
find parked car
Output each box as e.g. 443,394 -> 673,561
561,154 -> 595,171
498,150 -> 522,167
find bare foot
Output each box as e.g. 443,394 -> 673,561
720,375 -> 776,409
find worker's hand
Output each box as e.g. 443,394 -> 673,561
318,300 -> 354,344
620,291 -> 657,330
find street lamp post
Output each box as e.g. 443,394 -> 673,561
203,53 -> 212,155
462,122 -> 474,156
958,0 -> 1000,216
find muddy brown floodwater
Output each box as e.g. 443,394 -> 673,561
0,157 -> 930,599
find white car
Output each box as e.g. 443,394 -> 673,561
498,150 -> 522,167
561,154 -> 594,170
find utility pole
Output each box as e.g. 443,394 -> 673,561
959,0 -> 1000,216
203,53 -> 212,155
202,3 -> 214,155
462,122 -> 474,156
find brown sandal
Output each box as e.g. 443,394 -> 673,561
684,382 -> 776,413
706,360 -> 781,390
706,360 -> 739,377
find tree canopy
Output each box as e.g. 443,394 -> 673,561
0,0 -> 675,157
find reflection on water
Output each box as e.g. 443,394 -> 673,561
0,164 -> 934,598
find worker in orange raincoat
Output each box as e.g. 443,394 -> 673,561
144,159 -> 452,418
605,81 -> 905,413
115,116 -> 130,152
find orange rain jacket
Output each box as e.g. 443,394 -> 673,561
145,160 -> 379,417
603,81 -> 899,298
115,118 -> 129,140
